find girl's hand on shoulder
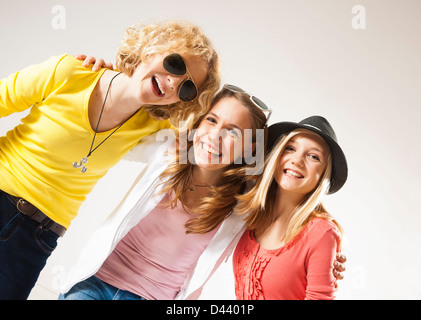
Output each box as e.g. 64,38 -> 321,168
333,252 -> 347,281
73,54 -> 114,71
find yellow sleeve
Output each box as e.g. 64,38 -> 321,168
0,54 -> 68,117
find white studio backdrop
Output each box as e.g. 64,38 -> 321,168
0,0 -> 420,300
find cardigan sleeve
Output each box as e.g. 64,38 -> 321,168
0,54 -> 67,117
305,226 -> 341,300
123,129 -> 175,163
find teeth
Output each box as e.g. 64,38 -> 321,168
285,169 -> 303,178
202,143 -> 221,157
154,77 -> 164,95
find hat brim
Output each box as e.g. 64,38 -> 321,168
267,122 -> 348,194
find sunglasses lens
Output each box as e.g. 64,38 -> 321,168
252,96 -> 268,110
163,53 -> 186,76
179,80 -> 198,102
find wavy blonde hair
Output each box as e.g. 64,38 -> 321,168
116,21 -> 220,126
158,87 -> 268,234
236,129 -> 343,244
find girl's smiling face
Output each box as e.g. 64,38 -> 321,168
131,53 -> 208,105
274,130 -> 330,196
193,96 -> 253,172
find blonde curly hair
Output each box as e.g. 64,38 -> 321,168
116,21 -> 220,126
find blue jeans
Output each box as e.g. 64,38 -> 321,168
0,190 -> 59,300
59,276 -> 146,300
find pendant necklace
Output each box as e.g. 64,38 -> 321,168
72,72 -> 137,173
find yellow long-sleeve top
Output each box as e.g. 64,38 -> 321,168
0,54 -> 171,229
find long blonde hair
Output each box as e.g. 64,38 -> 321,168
116,21 -> 220,126
236,129 -> 343,243
159,87 -> 268,234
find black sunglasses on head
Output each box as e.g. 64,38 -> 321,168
163,53 -> 198,102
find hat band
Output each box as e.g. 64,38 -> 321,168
303,124 -> 322,132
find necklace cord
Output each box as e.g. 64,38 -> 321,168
87,72 -> 121,157
85,72 -> 143,157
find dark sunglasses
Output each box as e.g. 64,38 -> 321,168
163,53 -> 198,102
224,84 -> 272,124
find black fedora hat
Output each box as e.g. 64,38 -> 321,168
267,116 -> 348,194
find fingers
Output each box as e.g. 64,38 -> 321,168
73,54 -> 114,71
92,58 -> 106,71
102,61 -> 114,70
73,54 -> 94,67
81,56 -> 98,69
333,252 -> 347,281
73,54 -> 87,61
336,252 -> 347,263
333,259 -> 346,281
333,269 -> 344,281
334,260 -> 346,273
73,55 -> 99,70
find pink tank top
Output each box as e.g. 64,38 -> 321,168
95,193 -> 219,299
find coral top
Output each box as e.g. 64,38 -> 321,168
233,218 -> 341,300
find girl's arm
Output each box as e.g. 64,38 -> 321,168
0,55 -> 66,117
305,227 -> 341,300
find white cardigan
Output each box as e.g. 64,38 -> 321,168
60,132 -> 246,299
